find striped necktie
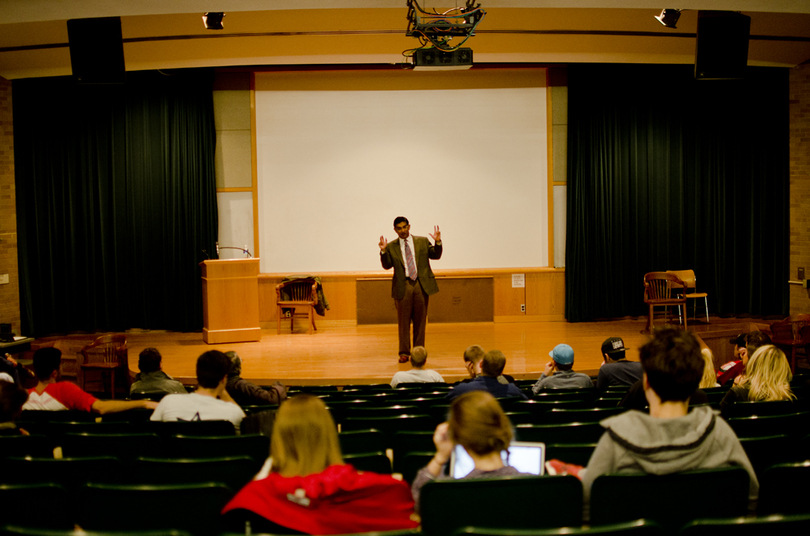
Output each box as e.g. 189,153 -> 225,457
404,240 -> 417,281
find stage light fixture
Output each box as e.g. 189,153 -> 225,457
203,12 -> 225,30
655,9 -> 681,28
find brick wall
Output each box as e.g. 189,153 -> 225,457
0,76 -> 21,336
790,63 -> 810,314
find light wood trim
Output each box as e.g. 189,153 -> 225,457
546,68 -> 555,267
250,72 -> 260,259
216,187 -> 253,192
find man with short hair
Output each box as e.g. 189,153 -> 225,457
596,337 -> 643,389
532,344 -> 593,394
379,217 -> 442,363
225,351 -> 287,406
447,350 -> 527,400
150,350 -> 245,432
390,346 -> 445,388
130,347 -> 187,396
462,345 -> 486,381
577,329 -> 758,515
23,347 -> 158,414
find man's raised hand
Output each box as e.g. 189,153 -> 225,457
429,225 -> 441,244
379,235 -> 388,252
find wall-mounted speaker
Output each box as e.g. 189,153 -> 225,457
694,10 -> 751,80
67,17 -> 125,84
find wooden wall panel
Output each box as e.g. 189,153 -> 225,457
260,268 -> 566,325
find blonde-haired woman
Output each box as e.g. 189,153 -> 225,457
699,348 -> 720,389
222,395 -> 418,534
720,345 -> 795,416
411,390 -> 529,512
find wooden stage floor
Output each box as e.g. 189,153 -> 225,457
117,318 -> 719,387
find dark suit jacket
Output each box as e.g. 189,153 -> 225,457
380,236 -> 442,300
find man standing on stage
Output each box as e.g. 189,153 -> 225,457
379,217 -> 442,363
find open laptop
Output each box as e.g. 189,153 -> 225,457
449,441 -> 546,478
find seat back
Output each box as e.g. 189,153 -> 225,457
758,462 -> 810,516
515,422 -> 604,444
589,467 -> 750,528
420,476 -> 582,536
666,269 -> 697,291
453,519 -> 665,536
680,513 -> 810,536
131,456 -> 258,492
59,432 -> 163,461
276,278 -> 317,303
80,334 -> 127,366
78,482 -> 232,536
0,483 -> 74,530
342,451 -> 392,473
644,272 -> 685,303
163,434 -> 270,466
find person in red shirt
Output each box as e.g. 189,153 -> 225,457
23,347 -> 157,414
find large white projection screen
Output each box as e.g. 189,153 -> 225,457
255,70 -> 548,273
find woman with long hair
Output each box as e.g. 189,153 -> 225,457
411,390 -> 528,511
720,345 -> 794,415
699,348 -> 719,389
222,395 -> 418,534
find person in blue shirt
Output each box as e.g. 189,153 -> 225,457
447,350 -> 527,400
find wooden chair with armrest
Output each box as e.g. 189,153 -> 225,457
643,272 -> 687,333
275,277 -> 319,334
77,334 -> 129,399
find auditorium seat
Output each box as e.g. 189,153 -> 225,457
737,434 -> 799,479
453,519 -> 664,536
726,411 -> 810,439
130,456 -> 257,493
342,414 -> 433,447
545,443 -> 598,467
58,432 -> 163,461
338,428 -> 387,455
139,419 -> 237,437
515,422 -> 604,444
723,399 -> 806,419
162,434 -> 270,468
541,407 -> 626,425
397,451 -> 434,484
342,451 -> 393,473
679,513 -> 810,536
2,456 -> 124,490
589,467 -> 749,529
344,405 -> 420,419
0,483 -> 74,530
758,462 -> 810,516
514,400 -> 592,421
0,434 -> 54,459
77,482 -> 232,536
392,430 -> 435,472
420,475 -> 583,536
0,528 -> 191,536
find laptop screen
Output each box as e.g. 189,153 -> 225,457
449,441 -> 546,479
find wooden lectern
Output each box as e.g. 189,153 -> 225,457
200,259 -> 261,344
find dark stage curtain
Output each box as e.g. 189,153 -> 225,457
565,64 -> 789,322
14,70 -> 218,336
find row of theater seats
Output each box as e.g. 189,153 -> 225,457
3,379 -> 810,535
2,465 -> 810,536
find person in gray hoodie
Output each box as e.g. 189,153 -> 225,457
579,329 -> 758,516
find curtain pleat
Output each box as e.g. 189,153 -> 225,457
565,64 -> 789,322
14,70 -> 218,335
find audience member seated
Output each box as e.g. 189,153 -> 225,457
719,345 -> 795,416
532,343 -> 594,394
548,329 -> 757,519
0,380 -> 29,435
391,346 -> 445,388
1,352 -> 27,386
411,390 -> 533,512
717,332 -> 771,386
597,337 -> 643,390
447,350 -> 527,400
225,351 -> 287,406
221,394 -> 418,534
130,347 -> 187,397
456,345 -> 515,385
699,348 -> 720,388
151,350 -> 245,432
23,348 -> 158,414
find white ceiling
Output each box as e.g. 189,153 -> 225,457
1,1 -> 809,79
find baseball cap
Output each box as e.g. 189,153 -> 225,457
549,344 -> 574,365
728,333 -> 747,346
601,337 -> 627,356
